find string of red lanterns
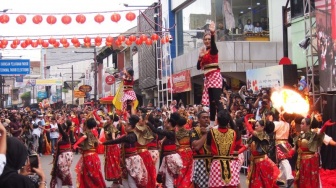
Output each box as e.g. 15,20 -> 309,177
0,34 -> 171,49
0,12 -> 137,25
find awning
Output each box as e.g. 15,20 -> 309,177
99,96 -> 114,104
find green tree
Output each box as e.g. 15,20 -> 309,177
21,91 -> 31,107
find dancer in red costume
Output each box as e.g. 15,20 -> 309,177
134,113 -> 156,188
102,114 -> 122,187
103,115 -> 148,188
175,115 -> 193,188
207,110 -> 240,188
73,118 -> 106,188
197,21 -> 224,128
291,118 -> 335,188
244,114 -> 280,188
147,112 -> 183,188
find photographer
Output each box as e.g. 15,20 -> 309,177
0,137 -> 46,188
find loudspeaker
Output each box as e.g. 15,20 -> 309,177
322,94 -> 336,122
299,37 -> 311,50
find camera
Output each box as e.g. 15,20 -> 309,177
29,154 -> 39,170
168,35 -> 173,43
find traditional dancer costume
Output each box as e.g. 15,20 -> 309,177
197,30 -> 223,126
74,118 -> 106,188
50,123 -> 73,188
121,68 -> 137,113
103,118 -> 122,184
147,113 -> 183,188
245,115 -> 280,188
175,118 -> 193,188
103,115 -> 148,188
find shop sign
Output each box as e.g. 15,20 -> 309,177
168,70 -> 191,93
79,85 -> 92,92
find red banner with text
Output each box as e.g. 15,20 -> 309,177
168,70 -> 191,93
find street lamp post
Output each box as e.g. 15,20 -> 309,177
58,65 -> 74,105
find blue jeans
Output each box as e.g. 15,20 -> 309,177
50,138 -> 58,154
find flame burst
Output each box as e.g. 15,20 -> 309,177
271,88 -> 309,117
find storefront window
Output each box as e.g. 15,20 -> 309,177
178,0 -> 269,55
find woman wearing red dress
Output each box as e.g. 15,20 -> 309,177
175,116 -> 193,188
244,114 -> 280,188
291,118 -> 335,188
102,114 -> 122,187
197,21 -> 224,128
73,118 -> 106,188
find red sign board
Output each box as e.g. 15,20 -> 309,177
79,85 -> 92,92
168,70 -> 191,93
105,75 -> 115,85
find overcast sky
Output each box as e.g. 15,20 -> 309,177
0,0 -> 156,60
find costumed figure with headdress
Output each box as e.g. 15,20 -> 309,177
121,68 -> 137,114
134,112 -> 156,188
50,119 -> 74,188
103,115 -> 148,188
290,117 -> 335,188
175,111 -> 193,188
73,118 -> 106,188
147,112 -> 183,188
244,114 -> 281,188
99,114 -> 122,187
197,21 -> 224,128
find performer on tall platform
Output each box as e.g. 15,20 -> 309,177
197,21 -> 224,128
121,68 -> 137,114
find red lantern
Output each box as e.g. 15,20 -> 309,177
42,41 -> 49,48
118,35 -> 125,42
151,33 -> 159,41
161,37 -> 166,44
53,41 -> 60,48
61,15 -> 72,25
145,38 -> 152,45
60,37 -> 68,45
105,41 -> 112,46
32,15 -> 43,24
94,14 -> 104,24
115,40 -> 121,46
74,42 -> 80,48
83,36 -> 91,43
125,12 -> 136,22
95,42 -> 102,47
106,36 -> 114,43
76,14 -> 86,24
71,37 -> 79,44
31,41 -> 38,48
0,14 -> 10,24
10,43 -> 17,49
84,42 -> 91,48
13,39 -> 20,45
125,39 -> 132,46
111,13 -> 121,23
37,38 -> 44,45
25,38 -> 32,46
16,15 -> 26,24
63,42 -> 70,48
1,43 -> 7,49
46,15 -> 57,25
1,39 -> 8,46
49,37 -> 56,45
95,36 -> 102,44
140,34 -> 147,42
21,42 -> 27,48
129,35 -> 136,42
135,38 -> 142,45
